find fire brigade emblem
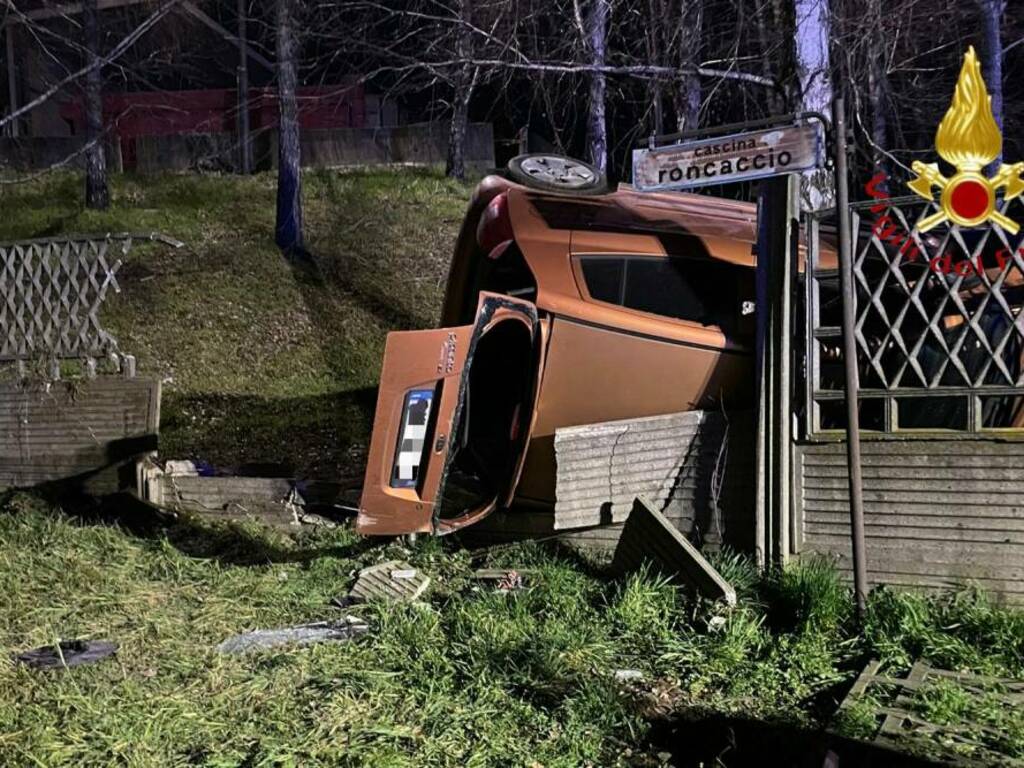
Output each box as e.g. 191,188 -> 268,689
908,46 -> 1024,234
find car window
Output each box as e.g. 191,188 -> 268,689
580,258 -> 623,304
623,258 -> 705,322
578,255 -> 747,336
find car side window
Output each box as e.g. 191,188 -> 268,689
578,255 -> 745,337
580,258 -> 624,304
623,258 -> 706,322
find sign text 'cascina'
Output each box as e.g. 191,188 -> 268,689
632,122 -> 824,192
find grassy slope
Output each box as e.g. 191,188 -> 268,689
1,494 -> 1023,767
0,168 -> 468,476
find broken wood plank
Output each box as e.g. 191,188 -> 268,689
612,495 -> 736,605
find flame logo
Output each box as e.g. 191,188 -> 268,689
907,47 -> 1024,233
934,47 -> 1001,171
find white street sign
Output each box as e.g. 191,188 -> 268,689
632,121 -> 825,192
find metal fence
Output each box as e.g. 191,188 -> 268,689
804,195 -> 1024,434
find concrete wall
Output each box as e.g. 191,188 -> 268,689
0,136 -> 123,173
0,376 -> 160,495
131,121 -> 495,173
795,439 -> 1024,603
2,122 -> 494,173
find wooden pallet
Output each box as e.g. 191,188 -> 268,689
837,658 -> 1024,766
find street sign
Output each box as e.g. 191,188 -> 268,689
632,121 -> 825,192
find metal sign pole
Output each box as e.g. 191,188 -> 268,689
831,96 -> 869,616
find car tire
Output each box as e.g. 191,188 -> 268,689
506,153 -> 609,195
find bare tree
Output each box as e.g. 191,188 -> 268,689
83,0 -> 109,209
446,0 -> 479,181
978,0 -> 1005,167
673,0 -> 703,132
276,0 -> 303,255
793,0 -> 834,208
865,0 -> 891,167
582,0 -> 609,171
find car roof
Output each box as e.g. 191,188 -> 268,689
510,183 -> 761,266
506,179 -> 837,269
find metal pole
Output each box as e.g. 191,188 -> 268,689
236,0 -> 251,174
754,182 -> 773,570
831,96 -> 869,617
6,24 -> 19,138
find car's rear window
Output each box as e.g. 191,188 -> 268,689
579,255 -> 748,335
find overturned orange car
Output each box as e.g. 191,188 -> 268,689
357,161 -> 762,536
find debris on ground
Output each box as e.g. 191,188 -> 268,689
348,560 -> 431,602
832,658 -> 1024,766
612,495 -> 737,606
473,568 -> 531,591
13,640 -> 118,670
613,669 -> 645,683
216,616 -> 368,653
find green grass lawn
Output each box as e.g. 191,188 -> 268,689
2,492 -> 1023,767
0,168 -> 469,477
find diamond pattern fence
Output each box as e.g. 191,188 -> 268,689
805,195 -> 1024,433
0,235 -> 128,367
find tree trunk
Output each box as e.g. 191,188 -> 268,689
237,0 -> 251,174
793,0 -> 833,210
644,0 -> 663,135
446,0 -> 476,181
673,0 -> 702,132
83,0 -> 109,210
978,0 -> 1005,166
756,0 -> 792,114
275,0 -> 303,254
867,0 -> 890,173
585,0 -> 609,172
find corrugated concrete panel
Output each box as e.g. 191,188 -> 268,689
797,440 -> 1024,603
349,560 -> 431,602
612,496 -> 736,604
555,410 -> 703,529
463,409 -> 755,553
0,377 -> 160,493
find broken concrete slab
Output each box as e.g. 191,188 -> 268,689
612,495 -> 737,606
349,560 -> 431,602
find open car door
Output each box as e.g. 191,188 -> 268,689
358,292 -> 545,535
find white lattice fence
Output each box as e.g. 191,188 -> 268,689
0,235 -> 128,362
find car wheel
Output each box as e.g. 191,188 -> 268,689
506,153 -> 608,195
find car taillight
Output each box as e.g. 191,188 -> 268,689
390,388 -> 433,489
477,192 -> 514,257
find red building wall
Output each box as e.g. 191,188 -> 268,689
61,84 -> 365,168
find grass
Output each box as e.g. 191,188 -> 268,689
0,167 -> 471,477
2,492 -> 1024,767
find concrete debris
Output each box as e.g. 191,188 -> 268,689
164,459 -> 199,477
216,616 -> 368,653
613,669 -> 645,683
473,568 -> 531,590
349,560 -> 431,602
612,495 -> 737,606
